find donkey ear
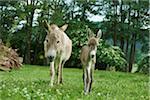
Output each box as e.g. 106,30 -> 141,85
96,29 -> 102,39
60,24 -> 68,31
43,20 -> 50,32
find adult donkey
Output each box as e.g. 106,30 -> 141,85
43,20 -> 72,86
80,28 -> 102,94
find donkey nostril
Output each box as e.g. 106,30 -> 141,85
48,56 -> 54,62
91,55 -> 95,58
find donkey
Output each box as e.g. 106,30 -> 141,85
43,20 -> 72,86
80,28 -> 102,94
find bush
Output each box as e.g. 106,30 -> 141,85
137,54 -> 149,74
65,21 -> 89,68
96,40 -> 127,71
65,21 -> 127,70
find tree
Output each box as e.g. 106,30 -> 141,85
0,1 -> 19,44
100,0 -> 149,72
128,0 -> 149,72
0,0 -> 149,72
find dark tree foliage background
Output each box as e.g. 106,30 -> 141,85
0,0 -> 149,73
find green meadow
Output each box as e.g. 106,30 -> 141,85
0,65 -> 149,100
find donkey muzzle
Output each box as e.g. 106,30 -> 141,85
48,56 -> 54,62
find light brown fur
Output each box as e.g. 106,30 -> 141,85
80,29 -> 102,94
43,20 -> 72,86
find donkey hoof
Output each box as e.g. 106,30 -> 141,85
84,92 -> 88,95
59,83 -> 63,87
60,81 -> 63,85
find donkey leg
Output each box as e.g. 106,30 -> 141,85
57,60 -> 62,84
86,67 -> 91,94
89,63 -> 95,92
89,69 -> 93,92
60,60 -> 65,84
83,68 -> 87,93
50,62 -> 55,87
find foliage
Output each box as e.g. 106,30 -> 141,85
0,65 -> 149,99
66,23 -> 127,70
139,29 -> 149,54
0,1 -> 20,44
100,0 -> 149,72
0,0 -> 149,72
137,54 -> 149,74
97,40 -> 127,71
65,20 -> 90,67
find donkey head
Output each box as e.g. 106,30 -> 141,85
87,29 -> 102,59
43,20 -> 68,62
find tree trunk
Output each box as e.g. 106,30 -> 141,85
126,2 -> 131,71
120,0 -> 124,51
125,37 -> 129,57
81,3 -> 86,21
24,0 -> 36,64
71,0 -> 75,20
113,32 -> 117,46
113,3 -> 117,46
125,37 -> 129,72
128,1 -> 139,72
33,39 -> 39,64
26,27 -> 31,64
128,33 -> 136,72
120,35 -> 124,51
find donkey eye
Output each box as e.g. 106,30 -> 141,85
57,41 -> 60,44
46,39 -> 48,42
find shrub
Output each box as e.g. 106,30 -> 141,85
137,54 -> 149,74
65,22 -> 127,70
96,40 -> 127,71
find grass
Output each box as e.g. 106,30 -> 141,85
0,65 -> 149,100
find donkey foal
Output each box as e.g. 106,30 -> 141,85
80,29 -> 102,95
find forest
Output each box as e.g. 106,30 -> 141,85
0,0 -> 149,73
